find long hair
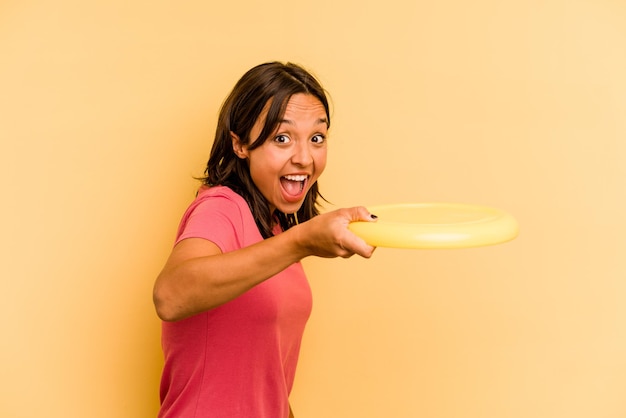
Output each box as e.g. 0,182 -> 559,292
203,62 -> 331,239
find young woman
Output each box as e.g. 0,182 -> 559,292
153,61 -> 377,418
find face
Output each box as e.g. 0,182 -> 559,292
232,93 -> 328,214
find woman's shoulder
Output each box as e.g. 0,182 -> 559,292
195,185 -> 246,207
175,185 -> 254,245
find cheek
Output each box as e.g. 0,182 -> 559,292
246,159 -> 266,188
247,151 -> 271,177
316,150 -> 328,174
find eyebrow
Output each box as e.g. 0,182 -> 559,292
279,117 -> 329,127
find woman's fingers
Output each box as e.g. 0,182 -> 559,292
334,206 -> 377,258
296,206 -> 377,259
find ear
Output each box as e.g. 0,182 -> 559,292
230,131 -> 248,160
230,131 -> 249,159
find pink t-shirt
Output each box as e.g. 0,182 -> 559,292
158,186 -> 312,418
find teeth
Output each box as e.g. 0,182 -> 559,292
283,174 -> 307,181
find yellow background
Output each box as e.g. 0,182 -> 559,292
1,0 -> 625,417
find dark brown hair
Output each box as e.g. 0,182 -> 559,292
203,62 -> 331,239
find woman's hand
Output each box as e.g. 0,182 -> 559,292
292,206 -> 377,259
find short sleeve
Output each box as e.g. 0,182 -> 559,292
175,193 -> 244,253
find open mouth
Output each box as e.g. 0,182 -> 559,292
280,174 -> 308,197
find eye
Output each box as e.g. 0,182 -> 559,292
274,134 -> 291,144
311,134 -> 326,144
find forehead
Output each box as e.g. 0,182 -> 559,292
254,93 -> 328,132
280,93 -> 328,125
283,93 -> 325,112
250,93 -> 330,145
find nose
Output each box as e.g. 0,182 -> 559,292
291,140 -> 313,166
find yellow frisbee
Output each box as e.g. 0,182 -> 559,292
348,203 -> 519,249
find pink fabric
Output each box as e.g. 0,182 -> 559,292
158,186 -> 312,418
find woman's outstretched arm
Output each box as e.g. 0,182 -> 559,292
153,206 -> 376,321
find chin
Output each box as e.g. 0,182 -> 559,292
278,205 -> 302,215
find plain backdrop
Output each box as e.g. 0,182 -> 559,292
1,0 -> 625,417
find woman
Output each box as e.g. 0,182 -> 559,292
153,61 -> 376,418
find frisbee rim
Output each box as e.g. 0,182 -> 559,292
348,202 -> 519,249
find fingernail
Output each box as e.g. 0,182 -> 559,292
370,214 -> 378,219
